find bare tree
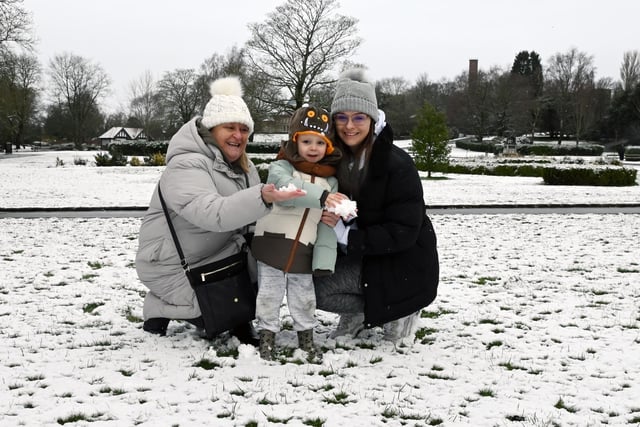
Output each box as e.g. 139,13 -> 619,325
546,48 -> 595,143
245,0 -> 360,110
0,49 -> 39,152
128,70 -> 162,139
48,52 -> 110,147
156,68 -> 200,132
196,47 -> 248,112
0,0 -> 34,51
620,50 -> 640,92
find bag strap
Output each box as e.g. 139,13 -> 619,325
283,175 -> 314,272
157,187 -> 191,273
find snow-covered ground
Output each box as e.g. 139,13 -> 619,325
1,149 -> 639,426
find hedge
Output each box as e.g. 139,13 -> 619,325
108,140 -> 169,157
517,144 -> 604,156
542,167 -> 637,186
455,140 -> 604,156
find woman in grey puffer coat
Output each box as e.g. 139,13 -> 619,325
135,76 -> 303,343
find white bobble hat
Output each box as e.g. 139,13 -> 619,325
201,76 -> 254,134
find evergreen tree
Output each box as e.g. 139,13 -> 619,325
411,102 -> 451,178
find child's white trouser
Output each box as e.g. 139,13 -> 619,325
255,261 -> 317,332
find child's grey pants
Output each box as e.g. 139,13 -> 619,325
255,261 -> 317,333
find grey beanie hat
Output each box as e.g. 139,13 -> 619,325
331,68 -> 379,123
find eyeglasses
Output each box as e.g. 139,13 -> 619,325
333,113 -> 370,126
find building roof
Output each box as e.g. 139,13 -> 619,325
98,127 -> 146,140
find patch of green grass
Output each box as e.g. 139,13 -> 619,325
617,267 -> 639,273
267,415 -> 292,424
44,271 -> 55,277
302,417 -> 326,426
57,412 -> 89,424
123,306 -> 142,323
422,371 -> 456,380
323,390 -> 350,405
554,397 -> 578,413
82,273 -> 99,281
317,368 -> 336,377
505,414 -> 526,422
118,369 -> 134,377
369,356 -> 383,364
421,308 -> 455,318
193,358 -> 221,370
485,340 -> 503,350
415,327 -> 438,344
479,318 -> 501,325
499,361 -> 527,371
83,302 -> 104,314
258,396 -> 277,405
216,347 -> 239,358
381,406 -> 398,418
26,374 -> 45,381
98,386 -> 126,395
87,261 -> 105,269
355,341 -> 374,349
473,276 -> 499,285
478,388 -> 496,397
229,388 -> 245,397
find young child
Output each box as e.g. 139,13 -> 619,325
251,104 -> 344,361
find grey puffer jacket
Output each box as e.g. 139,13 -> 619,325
135,118 -> 270,320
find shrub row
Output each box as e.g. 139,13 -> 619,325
441,163 -> 545,177
455,140 -> 604,156
108,140 -> 169,157
247,143 -> 280,154
517,144 -> 604,156
455,140 -> 500,154
94,152 -> 166,167
542,167 -> 637,186
107,140 -> 281,156
434,163 -> 637,186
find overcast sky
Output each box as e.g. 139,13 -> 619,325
22,0 -> 640,113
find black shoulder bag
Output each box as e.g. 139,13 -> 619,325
158,187 -> 257,339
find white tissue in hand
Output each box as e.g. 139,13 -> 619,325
278,183 -> 306,193
327,199 -> 358,219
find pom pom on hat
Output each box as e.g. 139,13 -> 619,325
331,68 -> 379,122
201,76 -> 254,133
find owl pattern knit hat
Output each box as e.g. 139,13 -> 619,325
201,76 -> 254,133
331,68 -> 379,123
289,104 -> 335,154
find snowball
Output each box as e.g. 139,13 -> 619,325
327,199 -> 357,220
278,183 -> 307,193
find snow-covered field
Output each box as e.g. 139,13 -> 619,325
1,149 -> 639,426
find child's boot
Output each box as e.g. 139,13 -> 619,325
259,330 -> 276,360
297,329 -> 321,362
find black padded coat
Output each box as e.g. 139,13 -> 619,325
345,124 -> 439,327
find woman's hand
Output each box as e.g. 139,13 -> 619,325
320,210 -> 340,227
260,183 -> 305,204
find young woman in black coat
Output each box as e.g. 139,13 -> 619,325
314,69 -> 439,341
